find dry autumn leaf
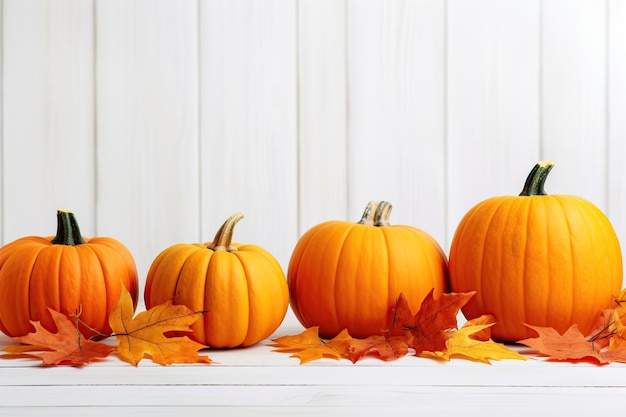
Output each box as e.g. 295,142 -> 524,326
392,290 -> 475,354
109,287 -> 211,366
270,327 -> 352,364
422,318 -> 527,363
2,308 -> 115,366
344,335 -> 409,363
271,291 -> 524,364
518,310 -> 626,364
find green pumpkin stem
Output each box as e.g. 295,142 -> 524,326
519,160 -> 554,196
51,209 -> 86,246
357,201 -> 392,226
208,212 -> 244,252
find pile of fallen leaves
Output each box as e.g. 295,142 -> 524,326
4,288 -> 626,367
1,288 -> 211,366
271,289 -> 626,365
271,290 -> 526,364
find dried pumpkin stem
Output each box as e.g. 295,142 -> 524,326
519,160 -> 554,197
357,201 -> 392,227
208,213 -> 244,252
51,209 -> 86,246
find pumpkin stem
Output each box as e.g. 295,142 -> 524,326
51,209 -> 86,246
208,213 -> 244,252
357,201 -> 392,226
519,160 -> 554,196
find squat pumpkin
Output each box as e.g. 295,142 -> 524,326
288,201 -> 449,339
0,209 -> 139,338
144,213 -> 289,348
448,161 -> 623,342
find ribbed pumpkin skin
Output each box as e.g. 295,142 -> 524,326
449,191 -> 623,342
288,203 -> 449,339
144,220 -> 289,348
0,234 -> 139,339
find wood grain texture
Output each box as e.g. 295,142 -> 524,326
199,0 -> 298,269
95,0 -> 200,295
608,0 -> 626,245
1,0 -> 96,240
446,0 -> 541,246
541,0 -> 607,206
346,0 -> 447,246
297,0 -> 349,232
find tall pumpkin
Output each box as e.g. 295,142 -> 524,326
144,213 -> 289,348
449,161 -> 623,342
0,209 -> 139,338
288,201 -> 449,339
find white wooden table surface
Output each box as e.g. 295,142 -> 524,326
1,309 -> 625,417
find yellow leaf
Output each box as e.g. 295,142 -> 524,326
109,287 -> 211,366
423,323 -> 527,364
270,327 -> 351,364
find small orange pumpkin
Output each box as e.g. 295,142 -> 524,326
448,161 -> 623,342
144,213 -> 289,348
0,209 -> 139,338
288,201 -> 449,339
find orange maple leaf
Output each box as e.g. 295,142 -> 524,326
109,288 -> 211,366
519,323 -> 608,364
518,309 -> 626,365
2,308 -> 115,366
345,335 -> 409,363
270,327 -> 352,364
392,290 -> 475,354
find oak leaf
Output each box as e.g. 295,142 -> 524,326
270,327 -> 352,364
109,288 -> 211,366
392,290 -> 475,354
2,308 -> 115,366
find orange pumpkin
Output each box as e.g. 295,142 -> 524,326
0,209 -> 139,338
144,213 -> 289,348
448,161 -> 623,342
288,201 -> 449,339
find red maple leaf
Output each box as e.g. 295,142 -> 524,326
391,290 -> 475,354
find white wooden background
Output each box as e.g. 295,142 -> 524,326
2,1 -> 626,415
2,0 -> 626,294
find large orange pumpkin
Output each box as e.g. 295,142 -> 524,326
144,213 -> 289,348
0,209 -> 139,338
288,201 -> 449,339
449,161 -> 623,342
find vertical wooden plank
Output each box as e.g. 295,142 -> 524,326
298,0 -> 348,232
447,0 -> 540,246
346,0 -> 447,247
608,0 -> 626,264
2,0 -> 95,241
200,0 -> 297,270
96,0 -> 200,297
541,0 -> 607,206
0,0 -> 3,241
